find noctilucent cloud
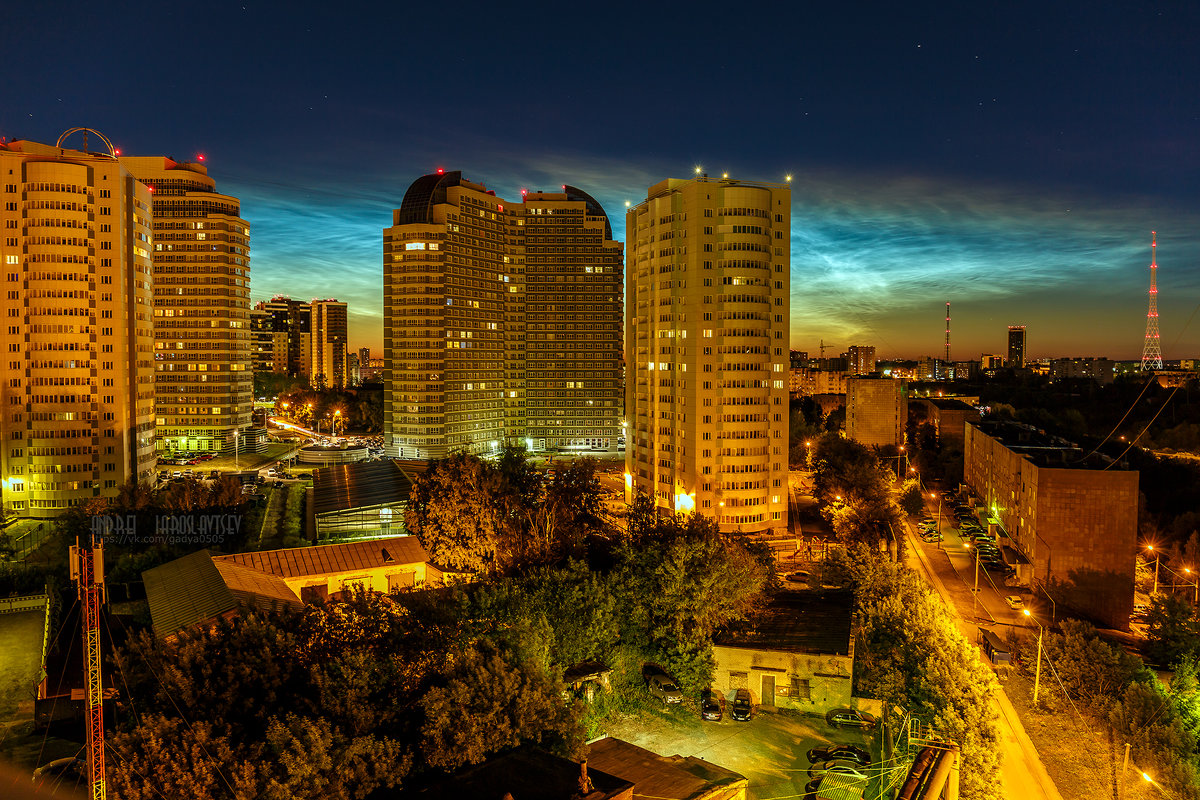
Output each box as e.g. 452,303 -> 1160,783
5,0 -> 1199,361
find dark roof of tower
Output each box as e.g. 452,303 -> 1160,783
563,184 -> 613,240
396,170 -> 463,225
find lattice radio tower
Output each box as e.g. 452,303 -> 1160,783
944,302 -> 951,363
1141,231 -> 1163,371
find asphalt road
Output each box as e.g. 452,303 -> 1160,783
905,511 -> 1065,800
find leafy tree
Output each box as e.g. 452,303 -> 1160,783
614,510 -> 770,690
405,453 -> 506,573
1145,593 -> 1200,666
419,641 -> 584,771
898,479 -> 925,516
1040,619 -> 1146,702
262,713 -> 408,800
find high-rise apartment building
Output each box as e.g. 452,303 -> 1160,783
250,304 -> 288,374
846,377 -> 907,448
383,171 -> 623,459
846,345 -> 877,375
625,176 -> 790,534
310,299 -> 348,389
254,296 -> 311,378
0,131 -> 156,517
120,155 -> 251,455
1007,325 -> 1026,369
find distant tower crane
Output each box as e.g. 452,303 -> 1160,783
71,520 -> 107,800
1141,232 -> 1163,371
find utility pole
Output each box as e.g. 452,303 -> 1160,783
71,518 -> 107,800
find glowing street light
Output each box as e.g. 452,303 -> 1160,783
1024,608 -> 1044,705
1185,567 -> 1199,605
1147,544 -> 1160,595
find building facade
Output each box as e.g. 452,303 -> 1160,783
0,132 -> 157,517
1007,325 -> 1026,368
310,298 -> 347,389
625,176 -> 790,533
383,171 -> 623,459
1048,357 -> 1115,384
846,345 -> 876,375
120,155 -> 251,456
845,377 -> 906,448
253,296 -> 312,378
963,420 -> 1137,628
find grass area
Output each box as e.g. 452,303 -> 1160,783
1002,670 -> 1160,799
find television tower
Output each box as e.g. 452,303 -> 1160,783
1141,232 -> 1163,371
944,302 -> 951,364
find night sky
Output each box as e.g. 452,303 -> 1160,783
5,0 -> 1199,361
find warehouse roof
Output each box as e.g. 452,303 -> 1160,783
312,459 -> 413,516
714,590 -> 854,656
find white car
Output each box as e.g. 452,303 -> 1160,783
647,674 -> 683,704
1005,596 -> 1024,610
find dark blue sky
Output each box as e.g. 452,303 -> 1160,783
5,0 -> 1199,360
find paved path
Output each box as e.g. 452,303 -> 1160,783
904,517 -> 1065,800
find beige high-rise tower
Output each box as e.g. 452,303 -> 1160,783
310,299 -> 348,389
120,155 -> 251,456
383,171 -> 623,459
0,130 -> 156,518
625,176 -> 790,534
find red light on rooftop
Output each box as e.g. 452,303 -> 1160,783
114,148 -> 121,156
436,167 -> 444,175
197,154 -> 205,161
520,188 -> 527,195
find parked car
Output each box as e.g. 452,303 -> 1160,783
785,571 -> 811,584
826,707 -> 876,729
1005,596 -> 1024,610
731,688 -> 752,721
807,744 -> 871,766
808,761 -> 869,782
700,691 -> 722,721
647,674 -> 683,704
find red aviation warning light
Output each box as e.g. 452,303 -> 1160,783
436,167 -> 444,175
197,153 -> 205,162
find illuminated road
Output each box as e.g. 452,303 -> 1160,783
903,516 -> 1065,800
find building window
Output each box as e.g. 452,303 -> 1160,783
792,678 -> 811,700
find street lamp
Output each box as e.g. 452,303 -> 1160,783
333,409 -> 342,437
234,429 -> 240,470
1023,609 -> 1044,706
965,542 -> 980,617
1147,544 -> 1160,595
1186,568 -> 1199,605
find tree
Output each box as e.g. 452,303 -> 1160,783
1041,619 -> 1146,702
898,479 -> 925,516
405,453 -> 506,573
1145,593 -> 1200,666
419,641 -> 584,771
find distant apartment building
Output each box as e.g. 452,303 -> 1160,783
347,351 -> 360,385
981,353 -> 1005,370
788,367 -> 847,397
626,176 -> 790,533
846,345 -> 876,375
910,397 -> 980,445
0,132 -> 157,517
253,296 -> 311,378
1049,357 -> 1115,384
1007,325 -> 1026,368
963,420 -> 1137,629
789,350 -> 809,368
309,299 -> 348,389
121,153 -> 252,456
250,305 -> 288,374
845,377 -> 906,448
383,171 -> 623,458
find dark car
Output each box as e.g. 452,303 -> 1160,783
807,744 -> 871,766
731,688 -> 752,721
825,707 -> 876,729
701,691 -> 722,721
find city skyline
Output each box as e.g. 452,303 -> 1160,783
6,1 -> 1199,361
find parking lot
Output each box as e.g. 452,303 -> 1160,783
603,704 -> 881,800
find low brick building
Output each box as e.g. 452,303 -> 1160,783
712,590 -> 854,713
963,420 -> 1138,628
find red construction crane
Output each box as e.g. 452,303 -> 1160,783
70,521 -> 107,800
